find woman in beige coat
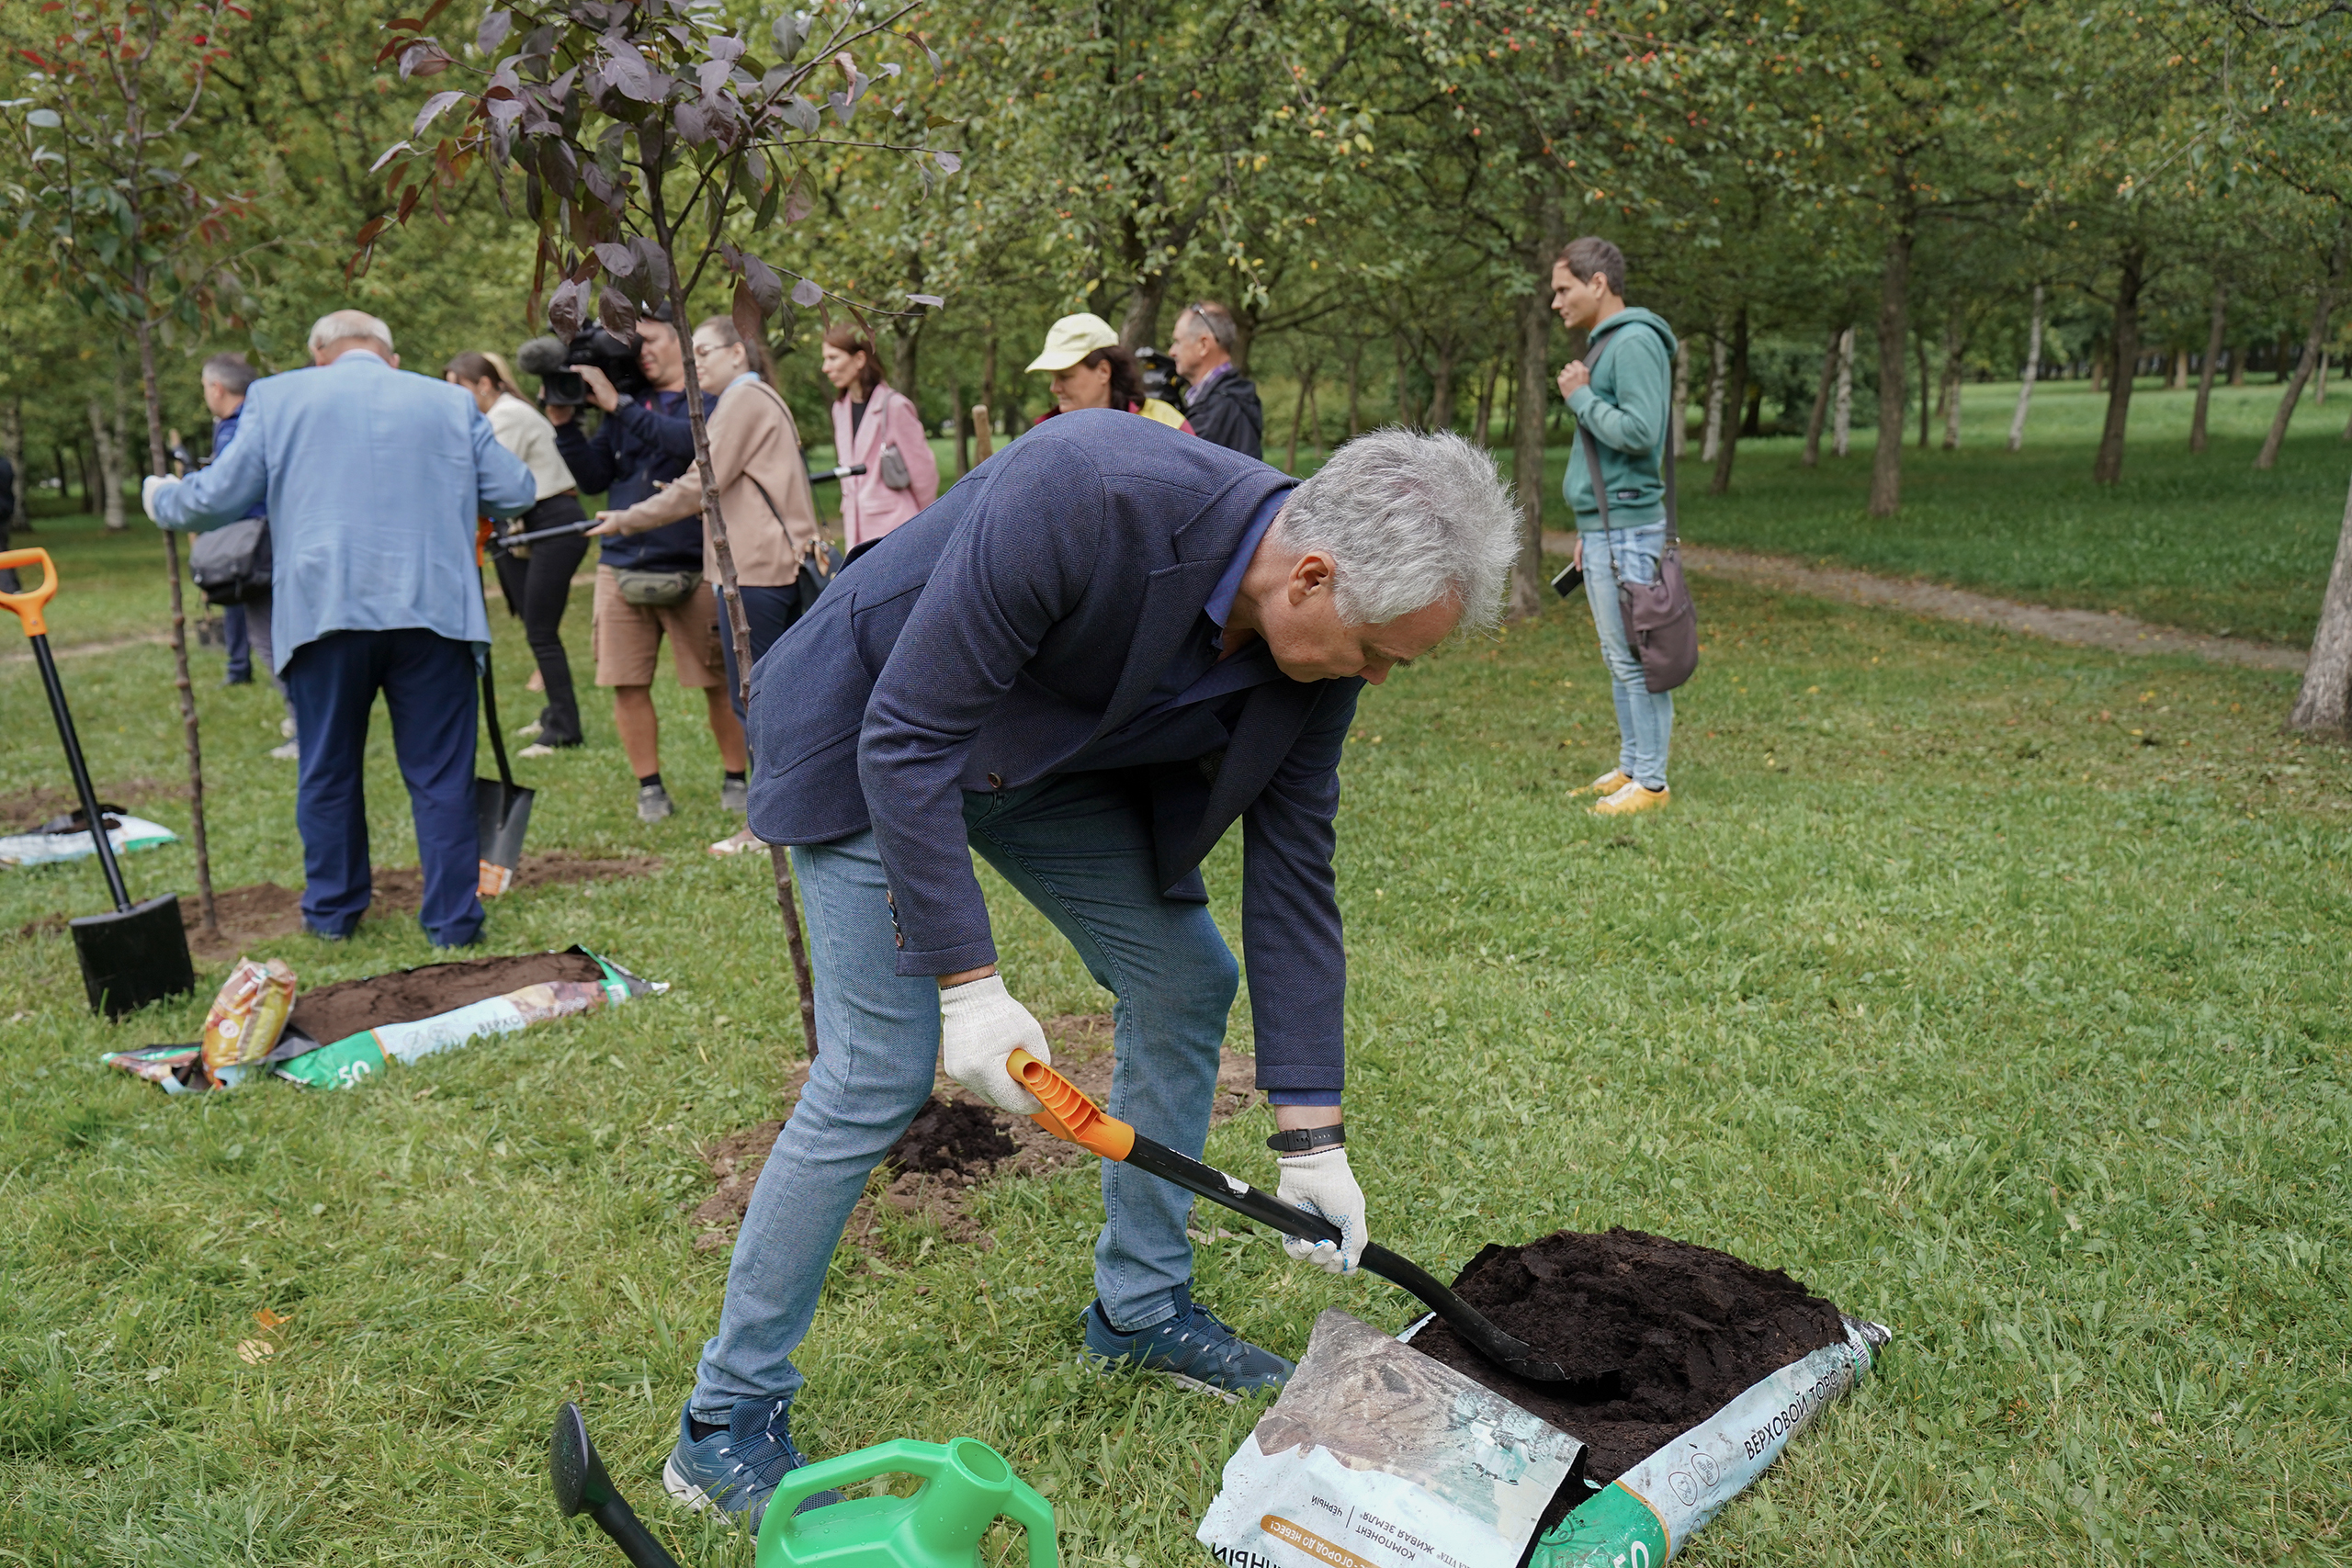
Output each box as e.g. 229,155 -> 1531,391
589,316 -> 820,852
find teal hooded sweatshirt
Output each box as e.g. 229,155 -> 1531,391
1564,306 -> 1679,529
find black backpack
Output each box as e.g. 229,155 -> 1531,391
187,517 -> 272,606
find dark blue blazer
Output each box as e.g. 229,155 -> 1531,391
745,411 -> 1360,1094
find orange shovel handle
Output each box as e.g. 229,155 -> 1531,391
0,547 -> 57,638
1007,1048 -> 1135,1161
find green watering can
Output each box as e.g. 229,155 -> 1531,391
551,1404 -> 1056,1568
756,1437 -> 1057,1568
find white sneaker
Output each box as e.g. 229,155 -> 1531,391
269,740 -> 300,761
518,742 -> 558,759
515,721 -> 543,739
707,827 -> 762,856
279,716 -> 297,739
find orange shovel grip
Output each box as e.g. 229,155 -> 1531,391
0,547 -> 57,638
1007,1048 -> 1135,1161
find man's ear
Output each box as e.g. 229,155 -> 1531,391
1287,550 -> 1335,606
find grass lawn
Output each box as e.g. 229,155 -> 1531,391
1661,376 -> 2352,649
4,461 -> 2349,1565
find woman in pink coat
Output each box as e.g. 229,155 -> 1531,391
822,325 -> 939,551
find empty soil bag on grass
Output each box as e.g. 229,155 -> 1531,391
273,946 -> 661,1089
1199,1228 -> 1887,1568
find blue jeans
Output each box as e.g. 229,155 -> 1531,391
690,773 -> 1238,1421
282,628 -> 483,945
1580,522 -> 1674,792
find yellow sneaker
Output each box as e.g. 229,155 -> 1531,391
1573,768 -> 1633,797
1590,782 -> 1670,817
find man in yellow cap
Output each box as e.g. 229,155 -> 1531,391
1027,312 -> 1192,431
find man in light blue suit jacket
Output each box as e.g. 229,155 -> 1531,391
148,310 -> 537,947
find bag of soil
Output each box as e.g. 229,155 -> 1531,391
1198,1310 -> 1587,1568
200,958 -> 296,1076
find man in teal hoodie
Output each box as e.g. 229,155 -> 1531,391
1554,236 -> 1681,816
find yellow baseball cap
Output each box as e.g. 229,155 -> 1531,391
1026,312 -> 1120,373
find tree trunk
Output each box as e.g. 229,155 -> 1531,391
87,400 -> 126,530
133,319 -> 217,934
2191,278 -> 2227,454
1870,217 -> 1913,516
980,322 -> 998,425
1119,272 -> 1169,352
1286,360 -> 1316,473
1939,309 -> 1963,450
1833,326 -> 1855,457
953,373 -> 969,477
1344,343 -> 1362,437
2092,353 -> 2106,394
2289,468 -> 2352,737
2094,245 -> 2146,486
2169,346 -> 2189,390
1700,327 -> 1727,462
2009,283 -> 2044,451
1507,256 -> 1555,623
1803,325 -> 1840,467
1473,354 -> 1500,447
1395,334 -> 1417,428
1304,373 -> 1324,457
1710,304 -> 1750,496
2320,348 -> 2332,407
1428,337 -> 1458,433
2257,236 -> 2346,471
2230,344 -> 2245,388
647,195 -> 819,1059
1915,329 -> 1930,448
1669,337 -> 1690,458
1,398 -> 24,531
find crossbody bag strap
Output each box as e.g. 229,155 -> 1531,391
1586,319 -> 1678,546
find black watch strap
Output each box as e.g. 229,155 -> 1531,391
1267,1122 -> 1346,1155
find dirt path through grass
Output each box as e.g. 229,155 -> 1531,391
1545,530 -> 2309,671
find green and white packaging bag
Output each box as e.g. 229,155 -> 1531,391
1,814 -> 175,868
1199,1310 -> 1586,1568
1527,1317 -> 1890,1568
272,948 -> 661,1089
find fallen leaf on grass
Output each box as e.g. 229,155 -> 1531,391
254,1307 -> 288,1331
235,1339 -> 275,1364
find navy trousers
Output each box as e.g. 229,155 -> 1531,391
717,583 -> 801,727
283,628 -> 484,946
221,602 -> 252,682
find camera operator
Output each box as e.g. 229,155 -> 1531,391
549,310 -> 751,826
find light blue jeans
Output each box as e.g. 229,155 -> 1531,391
689,773 -> 1239,1420
1581,521 -> 1674,792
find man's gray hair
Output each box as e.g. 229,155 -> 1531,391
1178,300 -> 1238,353
1276,428 -> 1520,635
199,352 -> 257,397
307,310 -> 394,356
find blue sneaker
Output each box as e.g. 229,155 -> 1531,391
662,1399 -> 842,1532
1080,1287 -> 1295,1401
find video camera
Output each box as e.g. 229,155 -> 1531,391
516,328 -> 651,407
1134,346 -> 1181,405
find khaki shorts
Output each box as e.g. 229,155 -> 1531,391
591,566 -> 723,689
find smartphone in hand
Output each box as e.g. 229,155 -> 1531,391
1551,561 -> 1584,599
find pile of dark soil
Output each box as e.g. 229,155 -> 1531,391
287,951 -> 605,1043
688,1013 -> 1267,1253
1408,1227 -> 1850,1500
175,852 -> 662,957
2,777 -> 176,831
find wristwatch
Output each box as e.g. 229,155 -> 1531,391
1266,1123 -> 1346,1155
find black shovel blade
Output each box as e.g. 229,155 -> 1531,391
549,1402 -> 614,1517
476,777 -> 535,888
71,893 -> 196,1019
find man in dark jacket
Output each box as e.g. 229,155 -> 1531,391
1172,300 -> 1264,459
663,412 -> 1520,1531
551,314 -> 749,823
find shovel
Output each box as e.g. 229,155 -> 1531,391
1005,1050 -> 1575,1383
474,649 -> 535,897
0,548 -> 196,1017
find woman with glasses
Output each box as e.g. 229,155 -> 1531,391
588,317 -> 821,853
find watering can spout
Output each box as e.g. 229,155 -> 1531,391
758,1437 -> 1057,1568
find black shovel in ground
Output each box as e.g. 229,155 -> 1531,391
1,547 -> 195,1017
475,649 -> 535,897
550,1402 -> 684,1568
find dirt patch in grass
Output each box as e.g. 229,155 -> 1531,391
1,777 -> 180,832
1407,1226 -> 1852,1504
688,1012 -> 1266,1254
286,951 -> 605,1044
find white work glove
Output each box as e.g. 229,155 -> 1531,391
1275,1146 -> 1369,1275
141,473 -> 180,521
938,974 -> 1052,1114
